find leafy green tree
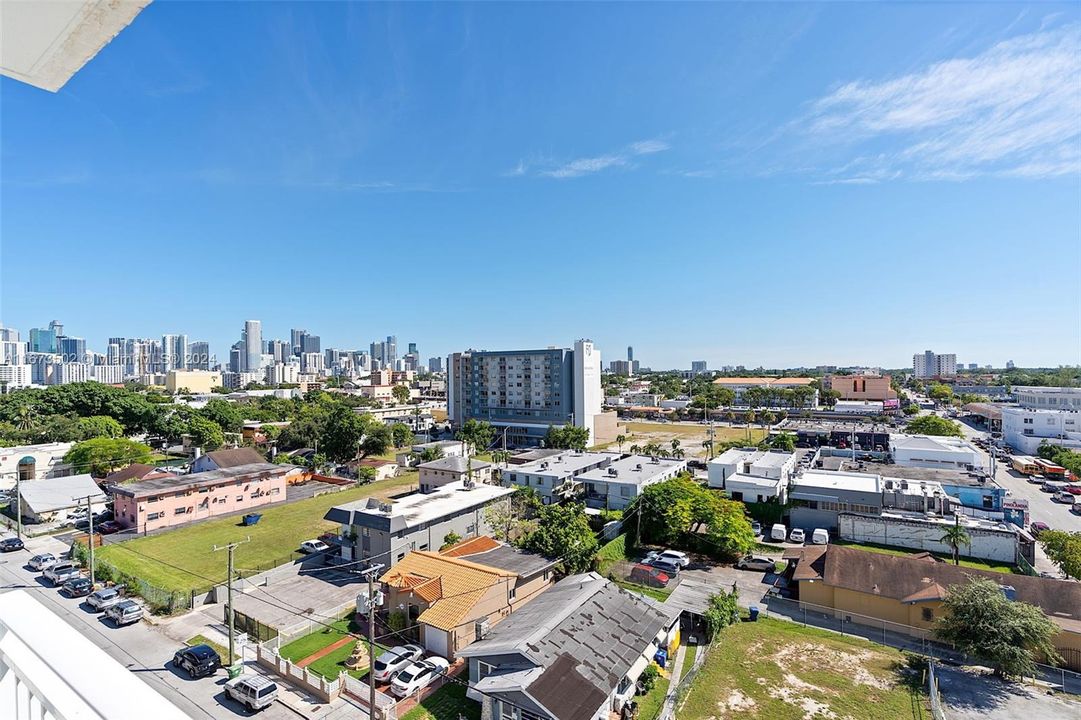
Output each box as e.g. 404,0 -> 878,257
765,432 -> 795,451
630,475 -> 754,556
356,466 -> 378,483
390,422 -> 415,449
320,406 -> 371,462
77,415 -> 124,439
940,518 -> 971,565
820,389 -> 842,408
64,437 -> 153,477
543,424 -> 590,451
187,415 -> 225,451
457,419 -> 494,456
200,398 -> 244,433
441,532 -> 463,551
392,384 -> 411,405
760,411 -> 776,426
519,503 -> 598,573
703,586 -> 740,640
418,446 -> 445,463
905,415 -> 963,437
359,424 -> 393,457
615,434 -> 627,453
902,404 -> 920,416
1039,530 -> 1081,580
936,578 -> 1062,679
927,383 -> 954,403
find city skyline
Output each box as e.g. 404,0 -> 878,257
2,3 -> 1079,369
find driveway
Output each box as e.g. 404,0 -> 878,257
663,563 -> 778,616
935,664 -> 1081,720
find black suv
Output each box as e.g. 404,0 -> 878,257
173,644 -> 223,678
61,577 -> 94,597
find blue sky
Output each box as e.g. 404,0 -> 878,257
2,2 -> 1079,370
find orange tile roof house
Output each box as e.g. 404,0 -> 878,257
378,537 -> 556,659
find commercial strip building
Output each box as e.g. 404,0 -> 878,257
325,480 -> 515,567
889,435 -> 984,471
707,448 -> 796,503
1013,385 -> 1081,410
1001,406 -> 1081,454
837,510 -> 1029,564
710,376 -> 818,408
578,455 -> 688,510
447,340 -> 607,447
109,462 -> 300,532
779,420 -> 892,451
379,536 -> 556,659
502,451 -> 615,505
788,469 -> 952,532
786,545 -> 1081,671
459,572 -> 680,720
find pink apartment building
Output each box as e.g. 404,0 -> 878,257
110,462 -> 303,532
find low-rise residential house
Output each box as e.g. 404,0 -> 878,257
459,572 -> 680,720
579,455 -> 687,510
502,451 -> 614,505
350,458 -> 398,482
707,448 -> 796,503
110,462 -> 300,532
379,537 -> 556,659
325,480 -> 515,567
0,442 -> 73,488
103,463 -> 178,486
418,456 -> 493,492
889,435 -> 984,471
17,474 -> 105,523
787,544 -> 1081,671
396,440 -> 465,467
506,449 -> 564,466
189,447 -> 265,474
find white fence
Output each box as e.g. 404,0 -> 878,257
255,641 -> 341,702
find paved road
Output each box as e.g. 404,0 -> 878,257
0,536 -> 296,720
935,664 -> 1081,720
955,418 -> 1081,534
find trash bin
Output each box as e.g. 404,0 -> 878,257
227,664 -> 244,680
749,606 -> 760,622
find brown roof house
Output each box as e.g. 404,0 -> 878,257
458,573 -> 680,720
379,537 -> 556,659
190,448 -> 265,474
788,544 -> 1081,671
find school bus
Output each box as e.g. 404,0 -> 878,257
1033,457 -> 1069,479
1011,456 -> 1041,475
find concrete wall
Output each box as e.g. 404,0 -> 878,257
838,513 -> 1018,563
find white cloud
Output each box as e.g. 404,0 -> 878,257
524,138 -> 671,179
801,24 -> 1081,181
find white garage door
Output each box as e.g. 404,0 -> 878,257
424,627 -> 450,659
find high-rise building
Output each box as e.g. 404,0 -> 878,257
627,346 -> 634,362
408,342 -> 418,355
912,350 -> 957,379
190,341 -> 211,371
300,333 -> 321,355
691,361 -> 708,374
447,339 -> 602,447
290,328 -> 307,356
1006,360 -> 1015,370
301,352 -> 324,375
385,336 -> 397,366
57,336 -> 87,363
29,327 -> 58,353
243,320 -> 262,373
428,356 -> 443,373
161,334 -> 188,372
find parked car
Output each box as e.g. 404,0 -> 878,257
28,553 -> 57,571
751,521 -> 762,536
736,555 -> 776,572
789,528 -> 806,544
390,657 -> 450,697
1064,485 -> 1081,496
810,528 -> 829,545
173,644 -> 223,678
67,507 -> 90,520
43,562 -> 80,586
1027,474 -> 1046,484
650,558 -> 681,575
372,644 -> 425,682
629,564 -> 671,587
0,536 -> 25,552
225,674 -> 278,711
61,577 -> 93,598
1029,522 -> 1051,537
1054,492 -> 1077,505
769,523 -> 787,542
105,600 -> 144,626
87,586 -> 125,611
97,520 -> 123,535
656,550 -> 691,568
300,539 -> 330,554
641,550 -> 660,565
73,518 -> 92,531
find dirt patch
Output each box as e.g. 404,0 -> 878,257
718,689 -> 757,713
772,642 -> 893,690
771,686 -> 841,719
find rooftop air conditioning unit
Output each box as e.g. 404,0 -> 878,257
608,468 -> 618,476
636,464 -> 643,471
475,618 -> 491,641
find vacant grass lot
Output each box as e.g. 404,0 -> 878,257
680,618 -> 925,720
597,422 -> 767,458
98,473 -> 418,594
833,540 -> 1019,575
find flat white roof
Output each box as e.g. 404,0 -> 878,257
793,469 -> 881,494
710,447 -> 761,466
890,434 -> 978,452
333,480 -> 514,530
725,473 -> 784,490
512,451 -> 613,478
579,455 -> 686,486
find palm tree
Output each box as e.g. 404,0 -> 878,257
616,434 -> 627,453
629,444 -> 642,455
670,438 -> 681,456
16,405 -> 35,431
940,518 -> 971,565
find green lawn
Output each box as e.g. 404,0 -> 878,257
400,672 -> 481,720
616,579 -> 672,603
97,473 -> 419,594
596,533 -> 631,575
833,540 -> 1019,574
637,675 -> 671,720
680,645 -> 697,678
679,618 -> 925,720
279,617 -> 388,680
186,634 -> 232,665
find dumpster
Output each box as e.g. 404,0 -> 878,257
749,606 -> 759,622
242,513 -> 262,526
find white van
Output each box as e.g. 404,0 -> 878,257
811,528 -> 829,545
770,523 -> 787,542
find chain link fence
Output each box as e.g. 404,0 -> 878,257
927,659 -> 946,720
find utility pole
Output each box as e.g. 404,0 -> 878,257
72,492 -> 102,585
361,564 -> 384,720
15,471 -> 22,540
214,537 -> 250,666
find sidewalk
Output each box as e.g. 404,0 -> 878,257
658,645 -> 687,720
240,643 -> 372,719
